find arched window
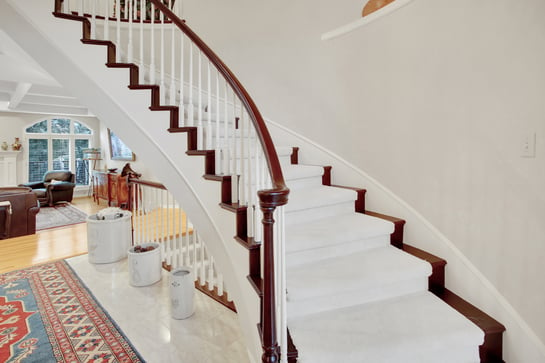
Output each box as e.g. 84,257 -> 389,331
25,118 -> 93,185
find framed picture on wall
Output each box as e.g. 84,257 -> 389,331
108,129 -> 135,161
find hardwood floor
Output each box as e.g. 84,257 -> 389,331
0,197 -> 102,274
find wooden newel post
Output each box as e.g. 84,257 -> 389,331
259,189 -> 289,363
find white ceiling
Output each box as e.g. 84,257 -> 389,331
0,29 -> 92,116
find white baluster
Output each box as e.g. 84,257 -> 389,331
217,271 -> 224,297
222,79 -> 229,176
131,183 -> 137,244
159,1 -> 165,104
187,44 -> 194,126
139,0 -> 144,83
278,206 -> 288,363
184,212 -> 190,267
206,62 -> 212,150
199,235 -> 206,285
192,232 -> 198,280
208,255 -> 215,291
90,0 -> 96,38
164,190 -> 170,264
254,147 -> 263,243
104,0 -> 110,41
78,0 -> 83,15
115,0 -> 120,62
155,188 -> 160,243
232,96 -> 239,204
215,69 -> 221,173
239,111 -> 247,206
149,2 -> 156,84
197,51 -> 203,149
127,0 -> 133,62
179,34 -> 185,125
247,124 -> 255,239
170,11 -> 176,105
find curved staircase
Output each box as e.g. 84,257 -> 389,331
0,0 -> 506,361
277,146 -> 505,362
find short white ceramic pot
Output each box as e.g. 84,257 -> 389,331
127,242 -> 162,287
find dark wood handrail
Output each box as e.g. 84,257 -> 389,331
149,0 -> 288,198
127,177 -> 166,190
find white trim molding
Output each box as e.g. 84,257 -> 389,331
321,0 -> 416,41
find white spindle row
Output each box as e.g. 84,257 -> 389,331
130,182 -> 230,301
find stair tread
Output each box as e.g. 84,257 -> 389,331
287,246 -> 431,302
289,291 -> 484,363
286,213 -> 394,254
285,185 -> 357,213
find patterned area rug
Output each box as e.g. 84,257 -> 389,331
36,203 -> 88,231
0,260 -> 144,362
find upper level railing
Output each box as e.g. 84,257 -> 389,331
54,1 -> 290,361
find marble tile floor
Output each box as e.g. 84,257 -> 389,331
67,255 -> 251,363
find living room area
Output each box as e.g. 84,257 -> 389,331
0,110 -> 249,362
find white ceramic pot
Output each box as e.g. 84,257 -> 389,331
169,267 -> 195,319
127,242 -> 162,287
86,211 -> 132,264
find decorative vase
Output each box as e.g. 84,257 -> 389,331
11,138 -> 22,151
1,142 -> 7,151
362,0 -> 396,17
169,267 -> 195,319
127,242 -> 162,286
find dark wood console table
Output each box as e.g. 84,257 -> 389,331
92,171 -> 129,208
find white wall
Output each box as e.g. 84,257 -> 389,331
182,0 -> 545,361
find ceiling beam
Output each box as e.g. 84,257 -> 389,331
8,81 -> 32,109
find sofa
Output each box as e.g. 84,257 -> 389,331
0,187 -> 40,239
19,171 -> 76,207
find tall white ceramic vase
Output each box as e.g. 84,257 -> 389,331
170,267 -> 195,319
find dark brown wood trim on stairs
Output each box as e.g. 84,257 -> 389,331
369,211 -> 506,362
317,163 -> 505,363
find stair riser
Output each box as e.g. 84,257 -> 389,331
285,176 -> 324,190
286,235 -> 390,267
287,277 -> 429,319
285,201 -> 355,226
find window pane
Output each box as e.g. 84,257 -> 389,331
52,139 -> 69,170
28,139 -> 48,182
51,118 -> 71,134
74,121 -> 92,135
75,139 -> 90,185
26,120 -> 48,133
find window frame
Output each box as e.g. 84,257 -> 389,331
24,118 -> 95,186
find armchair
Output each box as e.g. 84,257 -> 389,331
0,187 -> 39,239
20,171 -> 76,207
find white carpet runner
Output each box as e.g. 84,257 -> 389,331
278,146 -> 484,362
